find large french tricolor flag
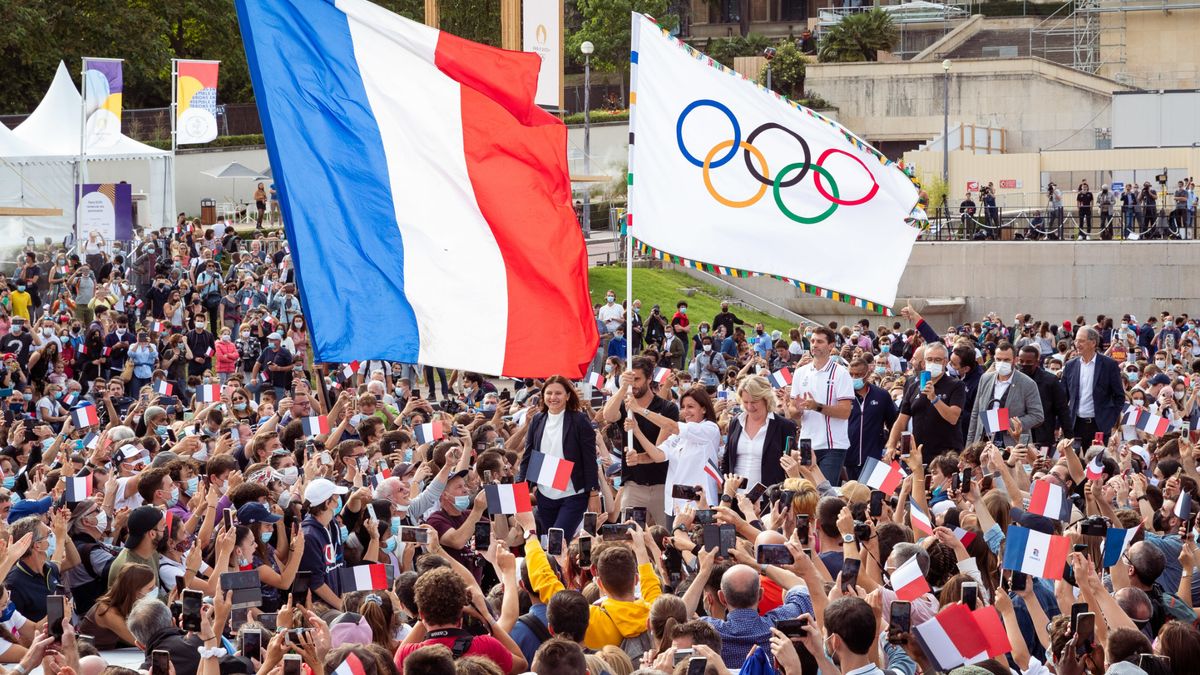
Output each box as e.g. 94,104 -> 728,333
235,0 -> 598,378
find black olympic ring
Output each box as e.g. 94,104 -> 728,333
743,123 -> 811,188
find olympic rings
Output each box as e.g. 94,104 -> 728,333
813,148 -> 879,206
773,163 -> 839,224
677,100 -> 740,168
704,140 -> 769,208
674,99 -> 879,223
744,123 -> 810,188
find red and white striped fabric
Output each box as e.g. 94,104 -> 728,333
71,404 -> 100,428
1085,455 -> 1105,481
860,456 -> 903,494
768,368 -> 792,388
337,564 -> 389,592
909,499 -> 934,536
155,380 -> 174,396
653,367 -> 671,384
485,483 -> 532,514
1028,479 -> 1071,521
586,372 -> 605,389
196,384 -> 221,403
891,554 -> 931,601
526,452 -> 574,492
332,654 -> 367,675
913,603 -> 990,671
981,407 -> 1009,435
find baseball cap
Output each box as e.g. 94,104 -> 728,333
267,332 -> 282,341
304,478 -> 349,506
126,506 -> 164,549
8,496 -> 52,523
1149,374 -> 1172,386
238,502 -> 282,525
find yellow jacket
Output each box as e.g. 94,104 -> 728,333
524,538 -> 661,650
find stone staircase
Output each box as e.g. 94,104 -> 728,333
946,28 -> 1074,66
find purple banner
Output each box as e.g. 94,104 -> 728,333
77,183 -> 132,241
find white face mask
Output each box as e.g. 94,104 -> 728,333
995,361 -> 1012,376
926,363 -> 943,378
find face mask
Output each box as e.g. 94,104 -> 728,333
278,466 -> 299,485
1126,371 -> 1138,383
679,307 -> 687,315
403,448 -> 414,463
946,365 -> 959,378
926,363 -> 943,378
234,402 -> 248,411
700,327 -> 708,335
221,334 -> 231,342
260,530 -> 273,544
453,495 -> 471,511
277,491 -> 292,509
15,286 -> 24,293
42,328 -> 54,338
241,332 -> 250,339
702,344 -> 712,352
333,497 -> 343,516
44,533 -> 56,558
10,325 -> 20,335
95,510 -> 108,532
1156,360 -> 1167,369
604,363 -> 614,374
1,477 -> 14,490
391,516 -> 402,535
167,487 -> 180,507
383,537 -> 397,553
338,524 -> 349,542
156,425 -> 170,436
995,361 -> 1012,376
1174,390 -> 1185,401
259,416 -> 273,426
605,295 -> 614,303
182,476 -> 199,495
874,366 -> 886,376
1132,398 -> 1145,407
41,437 -> 55,451
851,378 -> 865,389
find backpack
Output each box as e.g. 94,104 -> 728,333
596,603 -> 654,662
517,613 -> 551,643
71,540 -> 115,615
1154,584 -> 1197,623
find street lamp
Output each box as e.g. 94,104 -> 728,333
763,47 -> 777,91
942,59 -> 951,218
581,40 -> 594,240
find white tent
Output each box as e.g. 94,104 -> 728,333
0,61 -> 173,246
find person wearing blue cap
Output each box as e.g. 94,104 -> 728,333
236,501 -> 304,612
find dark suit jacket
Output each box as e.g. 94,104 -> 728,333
1030,368 -> 1070,446
1063,353 -> 1126,433
722,413 -> 798,487
518,409 -> 599,493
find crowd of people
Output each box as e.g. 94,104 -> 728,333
0,219 -> 1199,675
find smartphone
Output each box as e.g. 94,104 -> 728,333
240,627 -> 263,662
258,613 -> 278,632
756,544 -> 795,566
1093,432 -> 1104,447
468,521 -> 490,550
599,523 -> 633,541
290,571 -> 312,602
583,512 -> 598,536
46,594 -> 66,641
222,507 -> 234,531
1010,570 -> 1028,592
663,546 -> 683,576
962,582 -> 978,610
695,509 -> 718,525
702,524 -> 721,553
719,524 -> 736,558
673,648 -> 694,665
579,536 -> 593,567
919,371 -> 931,389
841,557 -> 861,594
1072,439 -> 1082,451
182,589 -> 203,632
283,654 -> 302,675
962,466 -> 973,487
686,656 -> 708,675
624,507 -> 647,529
901,432 -> 913,455
1075,612 -> 1096,656
745,482 -> 767,503
889,600 -> 912,638
671,484 -> 700,501
869,490 -> 884,518
400,526 -> 429,543
1139,654 -> 1170,673
800,438 -> 813,466
152,650 -> 171,675
796,514 -> 811,545
775,616 -> 809,639
548,528 -> 565,556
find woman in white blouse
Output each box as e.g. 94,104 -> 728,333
721,375 -> 798,488
625,385 -> 721,518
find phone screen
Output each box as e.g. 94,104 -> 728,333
961,582 -> 977,610
1075,612 -> 1096,656
800,438 -> 813,465
745,482 -> 767,503
671,484 -> 700,501
283,655 -> 302,675
152,650 -> 171,675
223,508 -> 234,531
579,536 -> 593,567
901,432 -> 913,455
583,512 -> 598,536
625,507 -> 647,528
599,523 -> 633,541
841,558 -> 861,593
241,628 -> 263,661
890,601 -> 912,636
695,509 -> 717,525
719,524 -> 736,557
1010,571 -> 1028,592
869,490 -> 884,518
474,522 -> 491,549
400,526 -> 429,543
796,514 -> 811,545
686,657 -> 708,675
1070,602 -> 1089,633
756,544 -> 794,566
182,589 -> 203,632
47,595 -> 66,641
548,528 -> 564,556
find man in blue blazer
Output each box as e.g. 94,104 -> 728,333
1062,326 -> 1126,443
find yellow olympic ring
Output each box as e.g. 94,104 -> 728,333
702,140 -> 768,209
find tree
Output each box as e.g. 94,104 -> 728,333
567,0 -> 677,77
817,8 -> 897,63
757,41 -> 806,100
706,33 -> 774,68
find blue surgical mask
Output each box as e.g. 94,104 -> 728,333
403,448 -> 413,462
45,533 -> 56,558
260,530 -> 273,544
613,476 -> 623,489
41,437 -> 55,451
383,537 -> 397,553
185,477 -> 199,495
1126,371 -> 1138,382
156,425 -> 169,436
2,477 -> 14,490
167,487 -> 180,507
333,497 -> 344,517
234,402 -> 248,411
390,516 -> 402,535
874,366 -> 886,376
453,495 -> 471,511
259,416 -> 273,426
852,378 -> 865,389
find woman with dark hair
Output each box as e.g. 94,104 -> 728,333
626,385 -> 721,517
517,375 -> 599,536
235,502 -> 305,612
76,327 -> 107,382
79,563 -> 157,649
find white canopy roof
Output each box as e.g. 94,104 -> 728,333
12,61 -> 168,160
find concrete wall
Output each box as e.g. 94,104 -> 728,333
804,58 -> 1127,151
679,240 -> 1200,329
1101,8 -> 1200,89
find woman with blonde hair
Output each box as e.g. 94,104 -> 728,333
598,645 -> 634,675
721,375 -> 798,488
780,477 -> 819,519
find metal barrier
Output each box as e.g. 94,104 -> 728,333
920,206 -> 1195,241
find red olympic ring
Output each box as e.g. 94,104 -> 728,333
814,148 -> 879,206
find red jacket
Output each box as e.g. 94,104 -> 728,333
214,339 -> 240,373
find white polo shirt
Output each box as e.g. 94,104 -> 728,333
791,358 -> 855,450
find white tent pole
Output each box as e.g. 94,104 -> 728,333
76,57 -> 86,255
171,59 -> 178,221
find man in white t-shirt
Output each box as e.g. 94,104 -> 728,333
791,326 -> 855,485
597,290 -> 625,335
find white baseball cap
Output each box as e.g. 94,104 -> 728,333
304,478 -> 349,506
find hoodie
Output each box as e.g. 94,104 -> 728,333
524,538 -> 660,650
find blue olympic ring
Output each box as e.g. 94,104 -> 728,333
676,99 -> 740,168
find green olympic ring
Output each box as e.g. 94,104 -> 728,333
772,163 -> 839,224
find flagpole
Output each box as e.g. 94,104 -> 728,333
77,57 -> 87,255
624,15 -> 638,457
170,59 -> 178,221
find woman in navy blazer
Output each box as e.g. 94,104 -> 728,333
722,375 -> 798,487
517,375 -> 600,536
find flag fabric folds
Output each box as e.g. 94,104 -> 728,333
586,372 -> 605,389
1085,455 -> 1105,481
196,384 -> 221,403
970,606 -> 1012,660
913,604 -> 989,671
302,416 -> 330,436
337,564 -> 389,592
414,423 -> 443,445
1028,480 -> 1072,522
1002,525 -> 1070,579
235,0 -> 598,377
1175,492 -> 1192,522
176,60 -> 220,144
653,367 -> 671,384
71,404 -> 100,428
627,13 -> 921,313
860,456 -> 903,494
155,380 -> 174,396
65,474 -> 92,503
1135,412 -> 1171,437
768,368 -> 792,388
891,554 -> 931,601
332,653 -> 367,675
485,483 -> 532,515
953,527 -> 977,548
909,499 -> 934,536
1101,525 -> 1140,568
526,452 -> 574,492
981,408 -> 1009,435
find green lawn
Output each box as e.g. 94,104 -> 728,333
587,267 -> 797,335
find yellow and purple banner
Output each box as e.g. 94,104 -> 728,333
176,60 -> 220,145
82,58 -> 122,148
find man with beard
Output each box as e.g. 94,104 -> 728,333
108,506 -> 165,595
1017,344 -> 1069,447
601,356 -> 679,528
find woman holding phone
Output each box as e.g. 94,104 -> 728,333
625,385 -> 721,518
517,375 -> 600,536
236,502 -> 305,612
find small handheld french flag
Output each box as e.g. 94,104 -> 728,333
1136,412 -> 1171,438
337,563 -> 389,592
332,653 -> 367,675
860,456 -> 903,494
526,452 -> 574,491
953,527 -> 977,548
1101,525 -> 1140,568
155,380 -> 174,396
981,408 -> 1009,435
65,473 -> 93,503
1028,479 -> 1072,522
71,404 -> 100,428
301,416 -> 331,436
414,422 -> 443,444
485,482 -> 532,515
1002,525 -> 1070,579
768,368 -> 793,388
204,346 -> 214,357
909,499 -> 934,536
891,553 -> 931,601
151,321 -> 167,333
913,604 -> 990,671
1174,492 -> 1192,522
196,384 -> 221,403
61,391 -> 81,408
1085,455 -> 1105,481
585,371 -> 605,389
341,361 -> 361,380
653,367 -> 671,384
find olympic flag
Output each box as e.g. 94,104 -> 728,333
628,14 -> 923,313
